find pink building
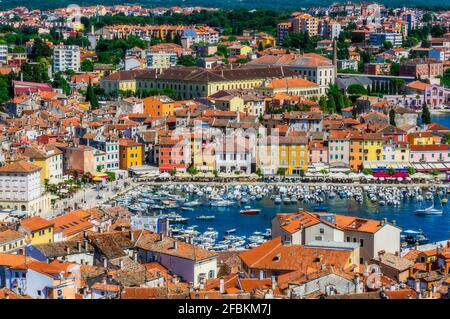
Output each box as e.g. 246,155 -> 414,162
409,144 -> 450,169
309,140 -> 328,165
424,84 -> 450,108
62,145 -> 96,175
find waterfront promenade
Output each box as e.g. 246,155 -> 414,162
44,176 -> 139,218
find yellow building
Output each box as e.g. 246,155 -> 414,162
100,69 -> 152,94
191,133 -> 216,172
0,229 -> 27,254
394,143 -> 410,163
256,136 -> 280,175
279,136 -> 309,174
407,132 -> 435,145
143,95 -> 175,117
228,44 -> 253,56
135,66 -> 295,99
363,133 -> 383,164
19,216 -> 54,245
21,145 -> 63,184
259,77 -> 321,98
119,139 -> 143,169
256,33 -> 276,48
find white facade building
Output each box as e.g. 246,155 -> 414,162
0,160 -> 51,214
0,44 -> 8,65
53,45 -> 80,73
0,161 -> 42,202
146,50 -> 178,70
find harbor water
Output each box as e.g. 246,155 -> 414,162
169,194 -> 449,243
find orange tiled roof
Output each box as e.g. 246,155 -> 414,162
239,237 -> 352,271
334,215 -> 383,234
20,216 -> 54,232
0,254 -> 36,269
0,160 -> 41,174
0,229 -> 25,245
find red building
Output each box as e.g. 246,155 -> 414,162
157,135 -> 190,172
36,134 -> 58,145
12,80 -> 53,97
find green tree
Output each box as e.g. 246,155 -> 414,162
187,166 -> 199,176
421,102 -> 431,124
374,80 -> 380,93
442,132 -> 450,144
30,38 -> 52,60
326,94 -> 336,113
177,55 -> 197,67
383,41 -> 393,50
347,84 -> 367,95
0,75 -> 11,103
86,82 -> 99,110
52,72 -> 71,95
81,59 -> 94,72
258,41 -> 264,51
389,108 -> 396,126
386,167 -> 396,175
319,95 -> 327,110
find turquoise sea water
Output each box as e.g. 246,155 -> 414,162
173,193 -> 450,243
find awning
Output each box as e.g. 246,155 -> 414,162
373,172 -> 409,178
92,175 -> 108,181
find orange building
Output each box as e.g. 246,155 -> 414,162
119,139 -> 143,170
349,132 -> 364,171
143,96 -> 175,117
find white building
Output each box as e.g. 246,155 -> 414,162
0,161 -> 42,202
181,27 -> 219,48
0,160 -> 51,214
337,59 -> 359,71
146,50 -> 178,70
53,45 -> 80,73
136,235 -> 217,287
272,211 -> 401,264
215,136 -> 253,174
0,44 -> 8,65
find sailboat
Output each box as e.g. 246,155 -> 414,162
414,196 -> 443,215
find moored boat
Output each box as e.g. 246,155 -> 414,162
240,208 -> 261,215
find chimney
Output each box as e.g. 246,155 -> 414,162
219,277 -> 225,294
103,258 -> 108,268
173,240 -> 178,250
133,251 -> 138,262
160,233 -> 164,241
130,231 -> 134,242
392,220 -> 396,226
66,246 -> 71,255
77,241 -> 82,252
84,239 -> 89,251
119,259 -> 124,269
271,275 -> 277,290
